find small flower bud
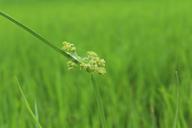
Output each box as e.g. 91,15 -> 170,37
67,61 -> 77,70
62,41 -> 76,53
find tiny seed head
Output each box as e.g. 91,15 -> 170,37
67,61 -> 77,70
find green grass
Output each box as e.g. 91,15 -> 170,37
16,77 -> 42,128
0,1 -> 192,128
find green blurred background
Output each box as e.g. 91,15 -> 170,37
1,0 -> 192,128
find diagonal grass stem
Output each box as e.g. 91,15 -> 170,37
0,11 -> 80,64
15,77 -> 43,128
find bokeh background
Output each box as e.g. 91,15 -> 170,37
1,0 -> 192,128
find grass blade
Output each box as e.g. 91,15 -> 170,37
173,71 -> 180,128
15,77 -> 43,128
0,11 -> 80,64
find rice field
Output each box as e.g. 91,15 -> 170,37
0,1 -> 192,128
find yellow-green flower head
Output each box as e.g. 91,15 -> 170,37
62,41 -> 76,53
67,61 -> 77,70
61,42 -> 106,75
87,51 -> 98,58
81,51 -> 106,75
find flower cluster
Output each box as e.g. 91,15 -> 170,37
67,60 -> 77,70
80,51 -> 106,75
62,41 -> 76,54
62,41 -> 106,75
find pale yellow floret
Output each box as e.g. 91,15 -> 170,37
67,61 -> 77,70
62,41 -> 76,53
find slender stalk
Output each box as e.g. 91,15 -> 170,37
15,77 -> 43,128
91,75 -> 106,128
173,71 -> 180,128
0,11 -> 80,64
35,100 -> 40,128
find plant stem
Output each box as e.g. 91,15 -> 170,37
0,11 -> 80,64
15,77 -> 43,128
91,75 -> 106,128
35,101 -> 40,128
173,71 -> 180,128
